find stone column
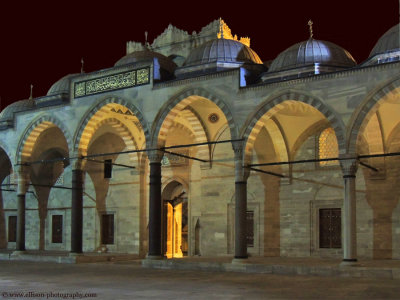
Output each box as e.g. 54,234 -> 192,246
15,165 -> 29,252
147,150 -> 163,259
340,156 -> 358,264
71,168 -> 84,254
233,144 -> 249,261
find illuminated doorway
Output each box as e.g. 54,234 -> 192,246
162,181 -> 188,258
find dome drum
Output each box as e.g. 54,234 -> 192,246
262,63 -> 352,83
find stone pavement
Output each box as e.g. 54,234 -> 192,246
143,256 -> 400,280
1,260 -> 400,300
2,250 -> 400,280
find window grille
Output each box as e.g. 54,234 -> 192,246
55,174 -> 64,186
318,128 -> 339,166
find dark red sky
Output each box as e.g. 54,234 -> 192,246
0,0 -> 398,108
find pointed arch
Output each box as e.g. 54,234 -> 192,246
16,114 -> 73,164
151,88 -> 237,148
73,96 -> 150,157
347,76 -> 400,154
242,90 -> 346,164
89,118 -> 140,164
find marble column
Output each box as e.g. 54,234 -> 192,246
15,165 -> 29,252
340,156 -> 358,263
147,150 -> 163,258
71,168 -> 84,254
233,144 -> 249,260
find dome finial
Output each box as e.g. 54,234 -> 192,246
308,20 -> 314,39
29,84 -> 33,100
81,57 -> 85,73
145,31 -> 151,50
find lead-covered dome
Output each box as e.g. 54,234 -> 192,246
369,24 -> 399,58
0,99 -> 35,121
47,73 -> 78,96
183,38 -> 262,67
269,39 -> 356,73
115,50 -> 176,70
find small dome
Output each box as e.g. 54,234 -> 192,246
0,99 -> 35,121
183,38 -> 262,67
47,74 -> 78,96
369,24 -> 399,58
269,39 -> 356,73
115,50 -> 176,70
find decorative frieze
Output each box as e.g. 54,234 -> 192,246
74,68 -> 150,98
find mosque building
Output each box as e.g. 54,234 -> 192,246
0,17 -> 400,263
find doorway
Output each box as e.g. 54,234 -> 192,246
162,181 -> 188,258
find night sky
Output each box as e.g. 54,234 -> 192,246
0,0 -> 398,108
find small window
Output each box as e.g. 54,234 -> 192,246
318,128 -> 339,166
8,216 -> 17,242
319,208 -> 341,248
246,211 -> 254,248
101,214 -> 114,245
104,159 -> 112,178
52,215 -> 63,244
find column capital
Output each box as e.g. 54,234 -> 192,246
73,158 -> 85,170
15,164 -> 30,196
339,155 -> 358,177
147,149 -> 164,163
14,163 -> 29,175
232,140 -> 245,157
233,143 -> 249,182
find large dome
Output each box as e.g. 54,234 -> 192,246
269,39 -> 356,73
183,38 -> 262,67
47,74 -> 78,96
0,99 -> 35,121
369,24 -> 399,58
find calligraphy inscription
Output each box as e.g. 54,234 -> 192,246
74,68 -> 149,97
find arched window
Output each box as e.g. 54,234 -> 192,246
318,127 -> 338,166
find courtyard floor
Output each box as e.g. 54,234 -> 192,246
0,260 -> 400,300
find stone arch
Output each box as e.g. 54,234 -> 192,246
347,76 -> 400,154
162,176 -> 189,192
242,90 -> 346,164
387,121 -> 400,152
16,114 -> 73,164
89,118 -> 140,164
178,109 -> 209,162
151,88 -> 237,148
73,96 -> 150,157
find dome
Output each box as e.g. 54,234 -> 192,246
369,24 -> 399,58
269,39 -> 356,73
0,99 -> 35,121
183,38 -> 263,67
115,50 -> 176,71
47,74 -> 78,96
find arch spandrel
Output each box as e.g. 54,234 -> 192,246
150,88 -> 238,149
16,115 -> 73,164
348,77 -> 400,154
242,91 -> 346,164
